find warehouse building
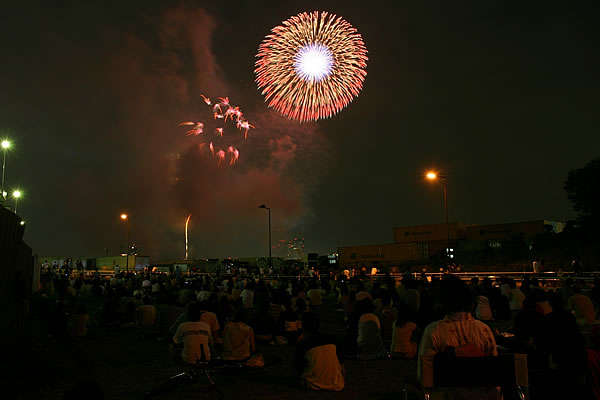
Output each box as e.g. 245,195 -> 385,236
338,220 -> 564,271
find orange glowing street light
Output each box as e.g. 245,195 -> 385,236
120,213 -> 130,272
425,170 -> 451,260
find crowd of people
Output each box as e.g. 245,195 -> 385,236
32,266 -> 600,398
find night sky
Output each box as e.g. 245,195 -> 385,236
1,0 -> 598,260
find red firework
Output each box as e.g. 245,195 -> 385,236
255,11 -> 368,122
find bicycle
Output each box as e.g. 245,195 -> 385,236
138,355 -> 244,400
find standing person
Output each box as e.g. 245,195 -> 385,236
572,258 -> 582,275
307,282 -> 324,310
501,279 -> 525,319
532,259 -> 540,274
76,260 -> 84,276
567,285 -> 596,326
172,302 -> 212,364
241,280 -> 255,309
293,312 -> 345,391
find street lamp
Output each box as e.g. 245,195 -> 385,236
12,190 -> 21,214
1,139 -> 10,203
120,213 -> 130,272
258,204 -> 272,269
426,171 -> 451,260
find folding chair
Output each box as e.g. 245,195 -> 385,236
419,353 -> 529,400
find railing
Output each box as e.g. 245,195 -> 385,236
47,269 -> 600,289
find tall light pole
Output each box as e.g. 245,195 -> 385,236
426,171 -> 451,260
12,190 -> 21,214
258,204 -> 272,269
1,139 -> 10,203
120,213 -> 130,272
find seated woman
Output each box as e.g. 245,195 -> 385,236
391,303 -> 418,359
222,307 -> 256,362
293,312 -> 345,391
356,298 -> 386,359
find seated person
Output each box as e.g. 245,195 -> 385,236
473,286 -> 493,321
158,294 -> 184,338
136,296 -> 157,326
375,289 -> 398,347
172,301 -> 212,364
356,298 -> 385,355
71,304 -> 91,337
222,308 -> 255,362
279,297 -> 302,344
199,300 -> 221,341
249,296 -> 276,343
418,277 -> 498,399
293,312 -> 345,391
391,303 -> 418,359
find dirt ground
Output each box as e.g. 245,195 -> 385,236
3,298 -> 420,400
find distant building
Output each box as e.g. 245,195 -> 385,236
40,255 -> 151,272
393,222 -> 467,257
337,219 -> 564,271
337,243 -> 429,271
465,220 -> 564,243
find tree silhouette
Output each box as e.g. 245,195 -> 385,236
564,157 -> 600,231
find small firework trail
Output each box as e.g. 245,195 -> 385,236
185,213 -> 191,260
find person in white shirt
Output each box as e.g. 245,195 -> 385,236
241,280 -> 255,309
172,302 -> 212,364
418,277 -> 498,399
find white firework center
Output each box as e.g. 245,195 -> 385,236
293,42 -> 334,82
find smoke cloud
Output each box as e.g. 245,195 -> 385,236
7,3 -> 331,259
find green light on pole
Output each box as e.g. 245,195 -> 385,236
13,190 -> 21,214
1,139 -> 10,202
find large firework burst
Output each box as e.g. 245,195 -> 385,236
255,11 -> 368,122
